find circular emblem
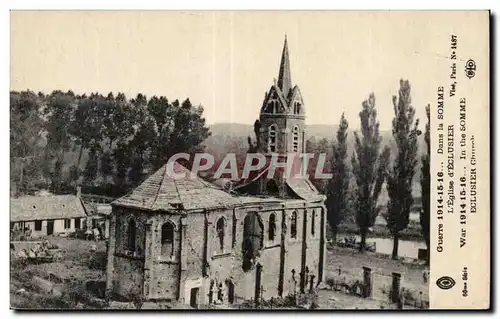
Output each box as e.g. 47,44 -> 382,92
436,276 -> 456,290
465,59 -> 476,79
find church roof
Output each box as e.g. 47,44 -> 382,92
112,162 -> 245,212
286,178 -> 324,202
233,155 -> 323,202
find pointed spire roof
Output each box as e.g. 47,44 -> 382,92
277,35 -> 292,98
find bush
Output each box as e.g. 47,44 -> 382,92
17,292 -> 73,309
296,292 -> 318,308
129,292 -> 144,309
88,252 -> 107,270
61,280 -> 107,309
400,288 -> 428,309
62,280 -> 92,306
325,277 -> 335,288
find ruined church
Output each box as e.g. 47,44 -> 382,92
106,37 -> 327,307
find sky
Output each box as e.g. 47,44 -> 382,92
10,11 -> 486,129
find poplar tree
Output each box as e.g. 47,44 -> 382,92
420,104 -> 431,264
386,80 -> 421,260
326,113 -> 350,242
352,93 -> 391,252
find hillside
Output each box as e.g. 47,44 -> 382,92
204,122 -> 425,160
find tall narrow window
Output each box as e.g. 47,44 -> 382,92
311,210 -> 316,236
292,125 -> 300,152
35,220 -> 42,231
161,222 -> 175,257
268,124 -> 278,152
268,213 -> 276,241
291,211 -> 297,239
265,100 -> 277,113
232,215 -> 237,248
127,218 -> 136,252
64,219 -> 71,229
216,217 -> 226,252
293,102 -> 299,114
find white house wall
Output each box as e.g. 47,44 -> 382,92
12,217 -> 84,238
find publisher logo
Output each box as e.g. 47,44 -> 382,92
465,59 -> 476,79
436,276 -> 456,290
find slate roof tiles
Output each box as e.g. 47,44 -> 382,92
112,162 -> 245,212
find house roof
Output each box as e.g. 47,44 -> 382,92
96,204 -> 112,216
82,202 -> 112,216
10,195 -> 87,222
112,162 -> 246,212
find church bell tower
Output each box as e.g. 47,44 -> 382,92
258,35 -> 306,155
254,36 -> 307,197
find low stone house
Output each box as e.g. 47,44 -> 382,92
10,195 -> 87,237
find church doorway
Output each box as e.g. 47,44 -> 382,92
189,287 -> 199,308
227,280 -> 235,304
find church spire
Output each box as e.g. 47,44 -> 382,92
277,35 -> 292,98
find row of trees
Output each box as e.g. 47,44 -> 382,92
10,90 -> 211,196
325,80 -> 430,260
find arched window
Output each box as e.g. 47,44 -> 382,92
268,213 -> 276,241
216,217 -> 226,252
127,218 -> 136,252
291,211 -> 297,239
161,222 -> 175,257
268,124 -> 278,152
292,125 -> 300,152
311,210 -> 316,236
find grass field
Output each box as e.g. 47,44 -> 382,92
10,237 -> 107,309
322,246 -> 429,309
